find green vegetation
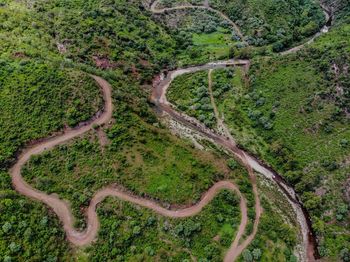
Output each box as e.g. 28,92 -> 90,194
0,1 -> 55,59
34,0 -> 177,80
207,22 -> 350,260
168,70 -> 217,127
22,119 -> 246,228
238,197 -> 298,262
211,66 -> 245,115
157,0 -> 204,8
0,0 -> 184,169
1,0 -> 349,260
208,0 -> 325,49
212,66 -> 276,153
240,177 -> 300,262
157,0 -> 326,55
189,28 -> 237,62
192,30 -> 232,46
87,190 -> 241,261
158,7 -> 239,65
167,18 -> 350,256
20,72 -> 250,229
85,172 -> 299,261
0,59 -> 102,168
0,173 -> 71,261
0,0 -> 178,82
167,67 -> 301,260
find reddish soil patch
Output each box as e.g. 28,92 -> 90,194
92,55 -> 118,69
213,235 -> 221,242
97,128 -> 109,148
139,59 -> 151,67
344,178 -> 350,203
12,52 -> 27,58
131,64 -> 141,79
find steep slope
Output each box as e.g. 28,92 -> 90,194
214,11 -> 350,260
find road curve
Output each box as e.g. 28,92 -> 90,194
151,60 -> 321,261
151,0 -> 332,57
151,61 -> 263,262
9,74 -> 250,260
150,0 -> 245,40
9,75 -> 113,244
279,3 -> 331,55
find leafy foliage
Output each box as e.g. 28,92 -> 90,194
21,75 -> 248,228
168,70 -> 217,127
31,0 -> 177,81
0,173 -> 71,261
215,22 -> 350,260
87,190 -> 241,261
0,59 -> 102,168
208,0 -> 325,49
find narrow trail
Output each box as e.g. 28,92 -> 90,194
208,69 -> 220,122
206,69 -> 259,261
150,0 -> 245,40
207,69 -> 236,143
9,75 -> 250,259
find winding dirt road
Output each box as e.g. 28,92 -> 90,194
9,75 -> 250,260
150,0 -> 245,40
151,60 -> 318,261
8,1 -> 333,261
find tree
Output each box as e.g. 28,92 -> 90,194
340,139 -> 349,148
2,222 -> 12,234
9,242 -> 21,254
242,249 -> 253,262
145,246 -> 155,256
132,226 -> 141,235
272,41 -> 284,52
227,159 -> 238,170
3,256 -> 12,262
340,248 -> 350,262
252,248 -> 262,260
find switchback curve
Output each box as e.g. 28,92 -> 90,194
9,75 -> 250,260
